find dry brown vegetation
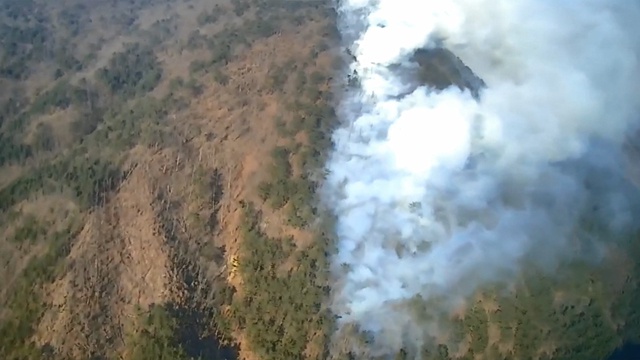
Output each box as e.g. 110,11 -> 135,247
0,0 -> 340,358
2,1 -> 640,360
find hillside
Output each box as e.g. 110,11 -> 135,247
0,0 -> 339,359
1,1 -> 640,360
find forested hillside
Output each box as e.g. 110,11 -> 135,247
0,0 -> 339,358
0,0 -> 639,359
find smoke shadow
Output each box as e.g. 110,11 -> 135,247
607,342 -> 640,360
166,303 -> 239,360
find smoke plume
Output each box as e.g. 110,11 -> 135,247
325,0 -> 640,356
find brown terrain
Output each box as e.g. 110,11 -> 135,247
2,1 -> 640,360
0,0 -> 340,359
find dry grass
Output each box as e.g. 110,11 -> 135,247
0,0 -> 338,358
35,159 -> 178,358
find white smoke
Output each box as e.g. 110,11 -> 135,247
325,0 -> 640,355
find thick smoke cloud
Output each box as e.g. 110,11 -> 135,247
325,0 -> 640,355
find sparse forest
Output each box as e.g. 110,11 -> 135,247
0,0 -> 639,359
0,0 -> 340,358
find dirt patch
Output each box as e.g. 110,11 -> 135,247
35,162 -> 176,358
0,164 -> 24,190
487,322 -> 501,346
